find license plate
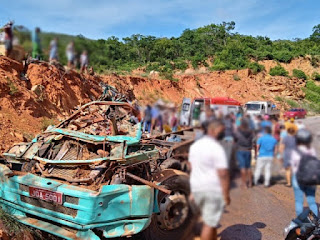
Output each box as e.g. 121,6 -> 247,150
29,187 -> 63,205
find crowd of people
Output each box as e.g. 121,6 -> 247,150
187,109 -> 315,240
142,103 -> 179,135
1,21 -> 90,74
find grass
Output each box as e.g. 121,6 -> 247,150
7,78 -> 19,96
41,118 -> 56,131
275,96 -> 284,102
159,71 -> 179,82
0,208 -> 27,235
233,74 -> 241,81
285,99 -> 299,108
195,76 -> 201,88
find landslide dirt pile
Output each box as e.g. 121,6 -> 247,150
102,68 -> 305,111
0,56 -> 102,153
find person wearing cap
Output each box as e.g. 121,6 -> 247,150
290,129 -> 318,216
284,118 -> 298,135
3,21 -> 13,57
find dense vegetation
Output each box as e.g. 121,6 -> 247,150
11,22 -> 320,74
269,65 -> 288,77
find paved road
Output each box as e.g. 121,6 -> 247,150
195,116 -> 320,240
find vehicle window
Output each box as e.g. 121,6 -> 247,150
268,104 -> 271,108
182,103 -> 190,111
246,104 -> 261,110
227,106 -> 236,113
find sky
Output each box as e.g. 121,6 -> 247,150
1,0 -> 319,40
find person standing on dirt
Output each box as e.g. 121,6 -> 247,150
143,105 -> 152,133
32,27 -> 42,60
3,21 -> 13,57
254,126 -> 278,187
291,129 -> 318,216
280,127 -> 296,187
80,50 -> 89,74
189,120 -> 230,240
49,37 -> 58,62
235,119 -> 255,188
66,41 -> 75,68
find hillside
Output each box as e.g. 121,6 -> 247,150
0,56 -> 102,153
0,55 -> 317,154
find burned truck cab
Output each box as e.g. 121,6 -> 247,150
0,101 -> 196,240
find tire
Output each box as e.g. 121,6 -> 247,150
142,174 -> 197,240
160,158 -> 182,170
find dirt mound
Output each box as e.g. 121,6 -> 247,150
0,56 -> 102,153
101,69 -> 305,112
259,57 -> 320,76
26,62 -> 101,114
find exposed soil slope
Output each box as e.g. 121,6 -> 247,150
0,56 -> 102,153
102,69 -> 305,107
0,55 -> 314,154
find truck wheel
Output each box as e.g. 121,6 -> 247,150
142,174 -> 197,240
160,159 -> 182,170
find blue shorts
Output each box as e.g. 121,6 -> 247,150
237,150 -> 252,169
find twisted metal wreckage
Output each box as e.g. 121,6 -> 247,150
0,86 -> 197,240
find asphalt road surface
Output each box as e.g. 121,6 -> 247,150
195,116 -> 320,240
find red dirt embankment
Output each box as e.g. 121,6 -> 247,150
102,69 -> 305,106
0,56 -> 308,154
0,56 -> 101,153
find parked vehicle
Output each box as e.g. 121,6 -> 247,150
284,209 -> 320,240
283,108 -> 307,119
179,97 -> 242,127
1,101 -> 196,240
244,101 -> 280,117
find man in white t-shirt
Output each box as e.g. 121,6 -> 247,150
189,120 -> 230,240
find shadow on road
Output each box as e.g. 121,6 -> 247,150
219,222 -> 266,240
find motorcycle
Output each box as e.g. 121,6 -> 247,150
284,209 -> 320,240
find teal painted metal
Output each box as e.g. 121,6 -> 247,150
0,101 -> 166,239
0,164 -> 155,238
3,147 -> 159,165
47,123 -> 142,144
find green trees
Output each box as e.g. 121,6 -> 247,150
292,69 -> 307,80
248,62 -> 265,74
10,22 -> 320,75
269,65 -> 288,76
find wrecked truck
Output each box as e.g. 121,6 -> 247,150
0,101 -> 196,240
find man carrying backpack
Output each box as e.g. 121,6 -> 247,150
291,129 -> 318,216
